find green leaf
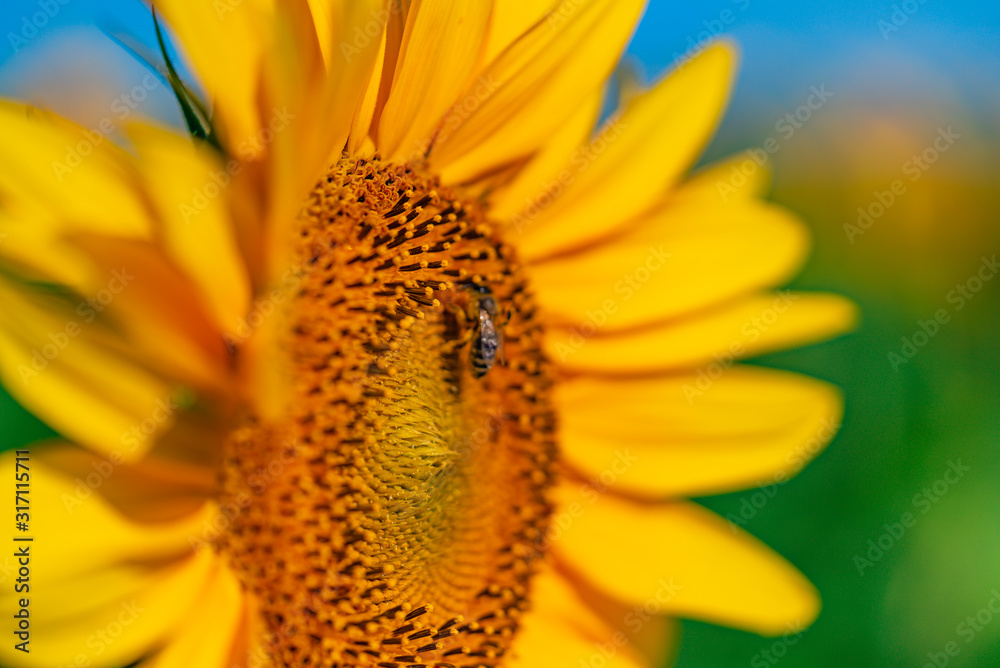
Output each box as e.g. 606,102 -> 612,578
152,8 -> 223,153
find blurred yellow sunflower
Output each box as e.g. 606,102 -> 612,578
0,1 -> 856,667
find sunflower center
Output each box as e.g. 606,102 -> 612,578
218,158 -> 557,667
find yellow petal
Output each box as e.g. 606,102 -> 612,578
0,447 -> 220,667
0,102 -> 151,287
153,0 -> 267,149
129,124 -> 251,335
363,0 -> 409,148
377,0 -> 493,161
528,199 -> 809,331
679,153 -> 773,204
483,0 -> 552,65
0,286 -> 178,459
0,551 -> 220,668
573,583 -> 681,667
514,42 -> 736,260
509,567 -> 647,668
306,0 -> 337,66
553,489 -> 820,635
33,445 -> 214,522
347,24 -> 389,154
487,87 -> 602,220
66,234 -> 233,390
0,111 -> 232,435
548,292 -> 858,373
261,0 -> 387,285
0,448 -> 217,581
0,102 -> 150,237
556,367 -> 843,497
0,108 -> 244,380
286,0 -> 388,170
431,0 -> 645,184
0,208 -> 93,294
137,562 -> 247,668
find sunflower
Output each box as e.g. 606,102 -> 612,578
0,1 -> 855,667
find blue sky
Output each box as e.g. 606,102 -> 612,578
628,2 -> 1000,118
0,1 -> 997,150
3,0 -> 998,86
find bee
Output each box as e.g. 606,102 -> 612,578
468,285 -> 504,378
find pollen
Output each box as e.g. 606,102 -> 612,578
217,158 -> 558,667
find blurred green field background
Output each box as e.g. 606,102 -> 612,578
680,107 -> 1000,667
675,11 -> 1000,663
